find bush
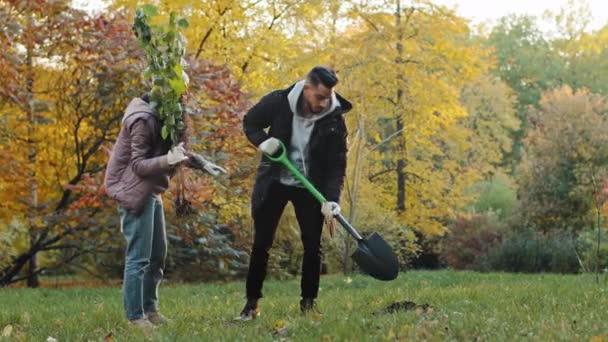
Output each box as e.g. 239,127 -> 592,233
166,214 -> 250,282
488,230 -> 581,273
577,229 -> 608,273
440,213 -> 505,271
409,231 -> 444,269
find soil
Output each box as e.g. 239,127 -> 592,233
374,300 -> 434,315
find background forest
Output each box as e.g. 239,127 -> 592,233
1,0 -> 608,287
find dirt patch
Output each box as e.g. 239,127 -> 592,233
374,300 -> 434,315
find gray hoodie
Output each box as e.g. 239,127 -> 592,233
280,80 -> 340,187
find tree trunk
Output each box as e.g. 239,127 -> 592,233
26,233 -> 40,287
396,115 -> 406,212
395,0 -> 407,213
343,115 -> 365,274
26,14 -> 40,288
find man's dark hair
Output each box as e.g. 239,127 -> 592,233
306,66 -> 338,88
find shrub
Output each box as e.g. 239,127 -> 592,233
440,213 -> 505,271
576,229 -> 608,273
488,229 -> 581,273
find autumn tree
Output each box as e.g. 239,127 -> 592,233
517,86 -> 608,232
460,75 -> 520,175
336,1 -> 491,238
0,0 -> 144,286
485,15 -> 566,166
548,0 -> 608,96
111,0 -> 340,94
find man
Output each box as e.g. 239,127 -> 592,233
104,75 -> 225,328
239,66 -> 352,320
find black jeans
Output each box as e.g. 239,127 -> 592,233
246,182 -> 324,300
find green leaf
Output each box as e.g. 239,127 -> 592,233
173,64 -> 184,77
169,11 -> 177,26
165,30 -> 176,44
169,76 -> 187,96
177,18 -> 189,29
161,125 -> 169,140
142,4 -> 158,17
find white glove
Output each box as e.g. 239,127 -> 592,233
203,161 -> 227,176
321,201 -> 341,218
167,142 -> 189,166
187,153 -> 227,176
258,137 -> 281,155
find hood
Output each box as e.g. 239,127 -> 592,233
122,97 -> 155,124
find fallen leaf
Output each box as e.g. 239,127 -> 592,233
272,320 -> 289,338
104,331 -> 114,342
2,325 -> 13,337
46,337 -> 58,342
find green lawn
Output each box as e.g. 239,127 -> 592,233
1,271 -> 607,341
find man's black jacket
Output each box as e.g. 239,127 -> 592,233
243,83 -> 352,214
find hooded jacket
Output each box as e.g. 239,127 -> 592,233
243,82 -> 352,215
104,97 -> 172,215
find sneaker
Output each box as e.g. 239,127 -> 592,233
300,298 -> 321,315
145,311 -> 170,325
129,318 -> 155,330
235,298 -> 260,321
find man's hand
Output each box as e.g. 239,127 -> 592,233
167,142 -> 189,166
258,137 -> 281,156
321,201 -> 341,217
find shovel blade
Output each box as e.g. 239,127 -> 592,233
351,232 -> 399,281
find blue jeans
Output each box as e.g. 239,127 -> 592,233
120,195 -> 167,321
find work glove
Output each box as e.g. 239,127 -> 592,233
167,142 -> 189,166
321,201 -> 340,238
188,153 -> 227,176
258,137 -> 281,156
321,201 -> 341,217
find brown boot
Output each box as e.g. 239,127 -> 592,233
128,318 -> 155,330
145,311 -> 170,325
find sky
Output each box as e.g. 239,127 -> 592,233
72,0 -> 608,32
432,0 -> 608,32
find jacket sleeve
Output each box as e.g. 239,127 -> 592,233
242,92 -> 279,147
323,117 -> 348,203
129,119 -> 170,177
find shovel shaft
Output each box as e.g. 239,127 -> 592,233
266,141 -> 362,240
335,214 -> 363,241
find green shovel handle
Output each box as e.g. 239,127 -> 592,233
265,140 -> 327,203
265,140 -> 364,241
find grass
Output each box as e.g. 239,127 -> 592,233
1,271 -> 608,341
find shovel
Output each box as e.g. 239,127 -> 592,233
265,141 -> 399,281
